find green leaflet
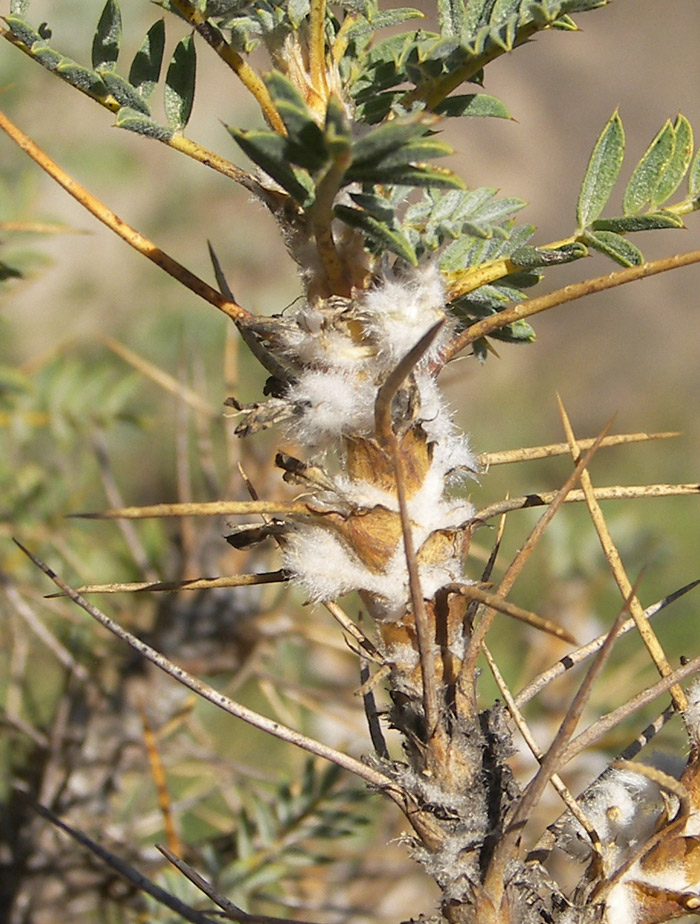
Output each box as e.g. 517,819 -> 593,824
164,34 -> 197,131
227,128 -> 315,206
5,15 -> 42,48
344,6 -> 424,38
266,73 -> 328,172
128,20 -> 166,100
623,119 -> 676,215
576,110 -> 625,229
688,146 -> 700,198
55,57 -> 108,96
583,229 -> 643,267
348,163 -> 465,189
100,70 -> 151,114
591,212 -> 684,233
510,242 -> 587,268
92,0 -> 122,71
334,204 -> 418,264
434,93 -> 511,119
115,107 -> 173,141
652,114 -> 694,207
350,116 -> 434,166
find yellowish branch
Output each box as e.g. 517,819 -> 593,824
309,0 -> 329,101
50,571 -> 288,596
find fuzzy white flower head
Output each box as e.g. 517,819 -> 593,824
361,264 -> 451,367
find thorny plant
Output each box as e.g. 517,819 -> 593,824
3,2 -> 700,924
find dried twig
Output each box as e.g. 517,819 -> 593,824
477,431 -> 679,467
70,500 -> 312,519
515,579 -> 700,707
557,397 -> 687,711
474,482 -> 700,523
23,797 -> 222,924
461,423 -> 612,693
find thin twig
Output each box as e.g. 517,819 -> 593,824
558,397 -> 687,711
474,482 -> 700,524
0,108 -> 251,323
157,844 -> 323,924
515,579 -> 700,707
559,652 -> 700,767
99,335 -> 218,417
360,658 -> 390,760
484,592 -> 635,903
92,429 -> 160,582
461,423 -> 611,692
441,583 -> 576,644
48,571 -> 288,597
70,500 -> 312,519
139,703 -> 182,856
14,540 -> 399,796
482,644 -> 602,855
1,575 -> 90,682
323,599 -> 383,661
394,433 -> 439,738
477,431 -> 680,468
374,322 -> 444,446
23,797 -> 222,924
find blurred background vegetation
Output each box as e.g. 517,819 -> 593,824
2,2 -> 700,922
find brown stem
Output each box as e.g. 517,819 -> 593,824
0,109 -> 251,323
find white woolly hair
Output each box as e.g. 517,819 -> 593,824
361,264 -> 452,367
284,368 -> 376,450
282,523 -> 467,620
